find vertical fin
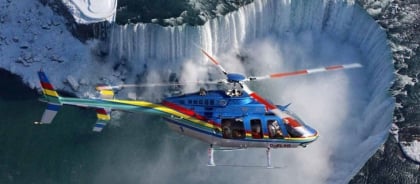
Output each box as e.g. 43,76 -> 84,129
37,71 -> 62,124
38,71 -> 60,102
40,103 -> 61,124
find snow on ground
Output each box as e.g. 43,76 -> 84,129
61,0 -> 117,23
401,141 -> 420,163
0,0 -> 122,96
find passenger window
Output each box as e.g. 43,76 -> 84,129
267,120 -> 284,138
221,118 -> 245,139
250,119 -> 263,139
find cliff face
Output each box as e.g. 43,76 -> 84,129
351,0 -> 420,183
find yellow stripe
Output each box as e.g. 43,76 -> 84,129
263,135 -> 269,139
110,99 -> 215,129
284,135 -> 318,141
97,113 -> 111,120
100,90 -> 114,97
245,133 -> 252,137
43,89 -> 59,97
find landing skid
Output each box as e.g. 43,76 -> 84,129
207,145 -> 282,168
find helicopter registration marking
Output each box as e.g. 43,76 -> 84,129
269,144 -> 293,148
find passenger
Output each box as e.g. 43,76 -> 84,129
222,121 -> 232,138
252,125 -> 262,138
268,120 -> 283,138
232,129 -> 243,138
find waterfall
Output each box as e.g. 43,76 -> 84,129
105,0 -> 394,183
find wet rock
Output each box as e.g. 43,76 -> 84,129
12,37 -> 19,43
79,78 -> 88,85
50,55 -> 64,63
41,24 -> 50,30
66,75 -> 79,91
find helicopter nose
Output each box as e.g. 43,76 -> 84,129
303,125 -> 319,137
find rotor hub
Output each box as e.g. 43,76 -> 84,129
226,73 -> 246,83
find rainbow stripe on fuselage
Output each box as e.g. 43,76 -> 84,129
56,96 -> 318,148
37,71 -> 317,148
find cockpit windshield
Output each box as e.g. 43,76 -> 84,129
283,110 -> 307,126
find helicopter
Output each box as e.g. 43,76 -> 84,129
36,50 -> 362,168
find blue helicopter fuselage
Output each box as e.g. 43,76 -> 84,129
161,90 -> 318,148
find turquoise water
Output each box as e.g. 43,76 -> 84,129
0,70 -> 169,183
0,69 -> 97,183
0,70 -> 220,184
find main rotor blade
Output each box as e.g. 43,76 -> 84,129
201,49 -> 228,75
96,80 -> 223,90
240,83 -> 288,117
245,63 -> 362,81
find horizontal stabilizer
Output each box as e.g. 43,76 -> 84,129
96,86 -> 115,99
93,120 -> 107,132
93,108 -> 111,132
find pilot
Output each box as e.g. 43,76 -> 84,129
268,120 -> 283,138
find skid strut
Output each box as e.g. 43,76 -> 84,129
208,144 -> 215,166
266,147 -> 273,168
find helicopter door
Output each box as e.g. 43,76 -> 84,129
221,118 -> 245,139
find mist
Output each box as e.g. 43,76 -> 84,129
86,1 -> 394,183
87,30 -> 387,184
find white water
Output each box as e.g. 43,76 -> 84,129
0,0 -> 394,183
103,0 -> 394,183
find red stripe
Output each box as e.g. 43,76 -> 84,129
41,81 -> 54,90
202,50 -> 220,65
270,70 -> 308,78
283,117 -> 301,127
249,93 -> 277,110
162,101 -> 221,128
326,65 -> 344,70
163,101 -> 196,116
96,108 -> 107,115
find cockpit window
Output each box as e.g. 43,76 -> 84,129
283,118 -> 303,137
